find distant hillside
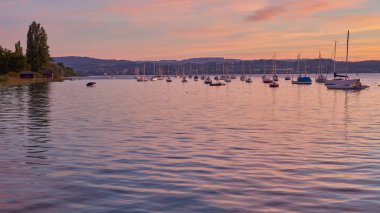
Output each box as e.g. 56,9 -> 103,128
53,56 -> 380,76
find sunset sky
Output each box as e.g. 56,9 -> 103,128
1,0 -> 380,60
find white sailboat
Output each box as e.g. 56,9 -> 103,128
150,63 -> 158,81
223,64 -> 232,82
262,59 -> 273,83
324,41 -> 354,85
135,66 -> 143,82
315,51 -> 327,83
285,59 -> 291,80
326,31 -> 368,90
269,54 -> 279,87
194,64 -> 199,81
181,65 -> 188,83
240,61 -> 246,81
166,65 -> 172,82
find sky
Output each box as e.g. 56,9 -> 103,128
1,0 -> 380,60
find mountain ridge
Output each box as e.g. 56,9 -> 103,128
53,56 -> 380,76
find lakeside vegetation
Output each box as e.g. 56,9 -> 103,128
0,21 -> 76,86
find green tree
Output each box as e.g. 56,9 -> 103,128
15,41 -> 23,56
26,21 -> 50,73
0,43 -> 28,74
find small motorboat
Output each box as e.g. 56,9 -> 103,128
246,77 -> 252,83
240,75 -> 246,81
194,76 -> 199,81
285,76 -> 291,80
166,77 -> 172,82
86,82 -> 96,87
214,76 -> 219,80
182,76 -> 188,83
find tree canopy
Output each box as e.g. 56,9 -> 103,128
0,43 -> 28,74
26,21 -> 50,73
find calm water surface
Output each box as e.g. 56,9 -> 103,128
1,74 -> 380,212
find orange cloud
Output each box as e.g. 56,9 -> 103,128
246,0 -> 366,22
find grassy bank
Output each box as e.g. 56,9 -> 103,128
0,74 -> 62,87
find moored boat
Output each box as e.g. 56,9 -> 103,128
325,31 -> 368,89
292,53 -> 312,85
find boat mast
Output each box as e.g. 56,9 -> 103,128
318,51 -> 321,75
143,63 -> 145,77
263,60 -> 265,75
304,60 -> 307,76
297,53 -> 301,76
333,41 -> 337,74
241,61 -> 244,75
272,54 -> 276,75
345,30 -> 349,79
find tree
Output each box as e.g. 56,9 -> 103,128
26,21 -> 50,73
15,41 -> 23,56
0,43 -> 28,74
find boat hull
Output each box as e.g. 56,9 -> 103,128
292,81 -> 312,85
325,79 -> 357,86
209,82 -> 226,86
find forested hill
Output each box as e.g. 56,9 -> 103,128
53,56 -> 380,76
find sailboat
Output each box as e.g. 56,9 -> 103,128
269,54 -> 279,87
220,63 -> 226,81
204,76 -> 212,84
166,65 -> 172,82
188,63 -> 193,79
245,62 -> 252,83
240,61 -> 246,81
292,53 -> 312,85
285,59 -> 291,80
326,31 -> 369,90
150,63 -> 158,81
324,41 -> 343,85
157,66 -> 164,80
200,64 -> 205,80
315,51 -> 327,83
194,64 -> 199,81
182,65 -> 188,83
135,66 -> 143,82
223,64 -> 232,82
262,59 -> 273,83
213,63 -> 219,80
175,65 -> 179,78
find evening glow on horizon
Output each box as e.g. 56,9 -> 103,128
1,0 -> 380,61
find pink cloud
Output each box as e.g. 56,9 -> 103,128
246,0 -> 366,22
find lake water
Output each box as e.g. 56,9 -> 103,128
1,74 -> 380,212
